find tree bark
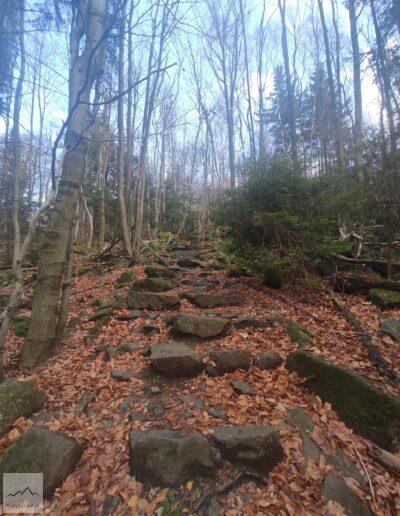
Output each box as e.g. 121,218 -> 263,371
21,0 -> 108,370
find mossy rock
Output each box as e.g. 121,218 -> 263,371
13,316 -> 29,337
286,350 -> 400,451
286,321 -> 313,346
116,271 -> 135,288
76,266 -> 91,276
368,289 -> 400,309
131,278 -> 173,292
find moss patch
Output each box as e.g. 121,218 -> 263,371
76,266 -> 91,276
0,294 -> 8,310
286,350 -> 400,451
116,271 -> 135,288
286,321 -> 313,346
368,289 -> 400,309
13,316 -> 29,337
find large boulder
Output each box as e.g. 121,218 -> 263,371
253,353 -> 283,370
150,343 -> 205,377
285,321 -> 313,346
129,429 -> 214,486
0,426 -> 83,499
322,474 -> 372,515
209,349 -> 251,373
145,266 -> 177,279
0,380 -> 45,437
131,278 -> 174,292
212,425 -> 284,472
381,317 -> 400,342
185,293 -> 243,309
286,350 -> 400,451
127,290 -> 180,311
170,314 -> 229,338
368,289 -> 400,309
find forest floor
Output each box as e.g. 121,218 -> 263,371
1,241 -> 400,515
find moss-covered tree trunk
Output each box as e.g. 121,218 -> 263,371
20,0 -> 108,370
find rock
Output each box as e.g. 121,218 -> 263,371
127,291 -> 180,311
150,343 -> 205,377
234,314 -> 286,330
150,386 -> 162,395
32,411 -> 55,424
133,325 -> 160,336
111,370 -> 134,381
131,278 -> 174,292
0,426 -> 83,499
177,257 -> 206,268
230,380 -> 256,396
75,393 -> 96,415
129,429 -> 214,486
286,350 -> 400,451
104,342 -> 140,360
116,271 -> 135,288
209,349 -> 251,373
88,306 -> 114,321
285,408 -> 320,464
186,293 -> 244,309
145,266 -> 177,279
171,314 -> 229,338
208,406 -> 228,420
0,380 -> 45,437
212,425 -> 284,471
253,353 -> 283,370
322,474 -> 372,515
205,364 -> 220,377
285,321 -> 313,346
325,449 -> 364,484
119,396 -> 137,413
369,289 -> 400,309
116,309 -> 142,320
381,317 -> 400,342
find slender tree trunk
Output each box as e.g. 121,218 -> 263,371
21,0 -> 108,369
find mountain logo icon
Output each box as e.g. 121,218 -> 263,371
7,486 -> 40,497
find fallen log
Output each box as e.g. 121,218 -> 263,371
334,274 -> 400,295
326,286 -> 399,384
369,446 -> 400,477
333,254 -> 400,277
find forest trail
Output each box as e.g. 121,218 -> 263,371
2,241 -> 400,514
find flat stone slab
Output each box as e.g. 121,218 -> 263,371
186,293 -> 243,309
286,350 -> 400,451
177,257 -> 206,268
171,314 -> 229,338
285,321 -> 313,346
0,426 -> 83,499
0,380 -> 45,437
231,380 -> 256,396
381,317 -> 400,342
209,349 -> 251,373
145,266 -> 177,279
129,429 -> 214,486
253,353 -> 283,370
131,278 -> 174,292
212,425 -> 284,472
75,393 -> 96,415
150,343 -> 205,377
88,306 -> 114,321
322,474 -> 372,515
127,291 -> 180,311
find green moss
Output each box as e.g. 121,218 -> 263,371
286,321 -> 313,346
286,350 -> 400,451
368,289 -> 400,309
116,271 -> 135,288
13,316 -> 29,337
0,271 -> 13,287
0,294 -> 8,310
76,266 -> 91,276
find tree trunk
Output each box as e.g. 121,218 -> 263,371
21,0 -> 108,370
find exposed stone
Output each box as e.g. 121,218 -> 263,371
285,407 -> 320,464
116,271 -> 135,288
145,266 -> 177,279
253,353 -> 283,370
234,314 -> 286,330
381,317 -> 400,343
111,370 -> 134,381
0,426 -> 83,499
286,350 -> 400,451
369,289 -> 400,309
285,321 -> 313,346
207,406 -> 228,420
132,278 -> 174,292
170,314 -> 229,338
322,474 -> 372,515
150,343 -> 205,377
132,325 -> 160,336
205,364 -> 220,377
75,393 -> 96,415
186,293 -> 244,309
0,380 -> 45,437
325,449 -> 364,485
209,349 -> 251,373
129,429 -> 214,486
88,306 -> 114,321
230,380 -> 256,396
127,290 -> 180,310
104,342 -> 140,360
177,257 -> 206,268
115,309 -> 142,320
212,425 -> 284,471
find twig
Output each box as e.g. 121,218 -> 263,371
352,441 -> 376,506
